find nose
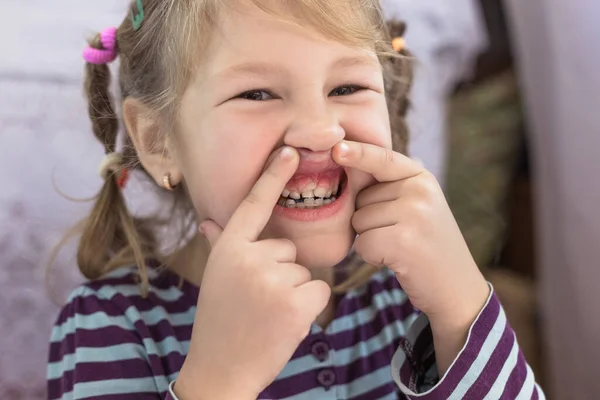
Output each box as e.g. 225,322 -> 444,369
284,103 -> 345,152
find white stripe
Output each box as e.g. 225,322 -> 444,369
72,377 -> 160,398
336,364 -> 395,399
51,304 -> 195,344
448,308 -> 507,399
515,364 -> 536,400
48,336 -> 190,379
328,288 -> 408,335
278,315 -> 416,380
282,386 -> 333,400
535,383 -> 546,400
483,333 -> 519,400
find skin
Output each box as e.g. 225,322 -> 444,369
123,3 -> 490,399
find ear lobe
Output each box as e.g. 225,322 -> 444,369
122,98 -> 182,187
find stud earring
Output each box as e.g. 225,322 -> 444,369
163,173 -> 177,191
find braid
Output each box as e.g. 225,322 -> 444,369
76,31 -> 151,294
84,35 -> 119,154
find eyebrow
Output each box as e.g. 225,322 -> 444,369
330,55 -> 380,70
218,62 -> 289,80
216,54 -> 379,82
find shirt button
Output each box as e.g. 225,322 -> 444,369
310,340 -> 330,362
316,368 -> 336,390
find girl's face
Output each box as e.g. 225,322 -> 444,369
176,4 -> 392,269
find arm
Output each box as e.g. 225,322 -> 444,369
392,286 -> 545,399
47,286 -> 172,400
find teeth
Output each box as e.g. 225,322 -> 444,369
332,179 -> 340,196
305,182 -> 317,191
282,189 -> 290,198
296,202 -> 307,209
314,198 -> 324,206
325,189 -> 333,198
302,189 -> 315,199
285,199 -> 296,207
323,199 -> 332,205
289,191 -> 301,200
314,187 -> 327,198
304,198 -> 315,206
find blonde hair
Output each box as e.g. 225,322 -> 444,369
66,0 -> 412,295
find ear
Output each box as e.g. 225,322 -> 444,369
123,98 -> 183,188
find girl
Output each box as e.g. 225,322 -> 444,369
48,0 -> 544,399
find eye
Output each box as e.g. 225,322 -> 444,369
237,90 -> 275,101
329,85 -> 366,97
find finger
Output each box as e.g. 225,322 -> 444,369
356,181 -> 401,209
199,220 -> 224,248
257,238 -> 297,263
226,147 -> 299,241
332,140 -> 424,182
265,263 -> 312,287
351,201 -> 398,235
354,226 -> 401,268
293,279 -> 331,317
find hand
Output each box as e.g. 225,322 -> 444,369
175,147 -> 331,400
333,141 -> 489,372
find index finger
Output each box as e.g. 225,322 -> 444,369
333,140 -> 424,182
226,146 -> 299,241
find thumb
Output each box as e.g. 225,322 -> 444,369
199,220 -> 224,248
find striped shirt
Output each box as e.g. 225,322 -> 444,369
48,265 -> 544,399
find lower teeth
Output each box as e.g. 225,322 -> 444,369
278,196 -> 337,209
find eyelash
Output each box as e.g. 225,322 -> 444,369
236,84 -> 367,101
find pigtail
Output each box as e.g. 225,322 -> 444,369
77,32 -> 151,295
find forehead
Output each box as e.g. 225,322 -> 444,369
202,3 -> 379,76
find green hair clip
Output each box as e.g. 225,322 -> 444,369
132,0 -> 145,31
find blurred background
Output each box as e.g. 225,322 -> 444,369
1,0 -> 599,398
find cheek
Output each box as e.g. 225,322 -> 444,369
341,98 -> 392,149
180,111 -> 283,225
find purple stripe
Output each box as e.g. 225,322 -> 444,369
50,319 -> 192,363
463,321 -> 515,399
399,355 -> 416,393
134,318 -> 193,343
147,351 -> 186,380
414,294 -> 502,400
340,272 -> 404,316
268,339 -> 400,397
349,382 -> 398,400
50,326 -> 142,361
532,386 -> 540,400
289,299 -> 414,362
92,395 -> 164,400
499,350 -> 530,398
62,358 -> 155,382
54,291 -> 195,326
48,375 -> 73,398
331,299 -> 416,351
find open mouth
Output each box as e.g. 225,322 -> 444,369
277,168 -> 348,209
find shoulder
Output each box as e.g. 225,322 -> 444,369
47,266 -> 196,398
51,266 -> 196,338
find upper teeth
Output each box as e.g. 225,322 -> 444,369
282,180 -> 340,199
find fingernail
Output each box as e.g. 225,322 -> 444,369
338,141 -> 351,158
279,146 -> 294,160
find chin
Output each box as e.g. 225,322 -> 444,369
293,229 -> 355,269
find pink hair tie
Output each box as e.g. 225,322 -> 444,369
83,27 -> 118,65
